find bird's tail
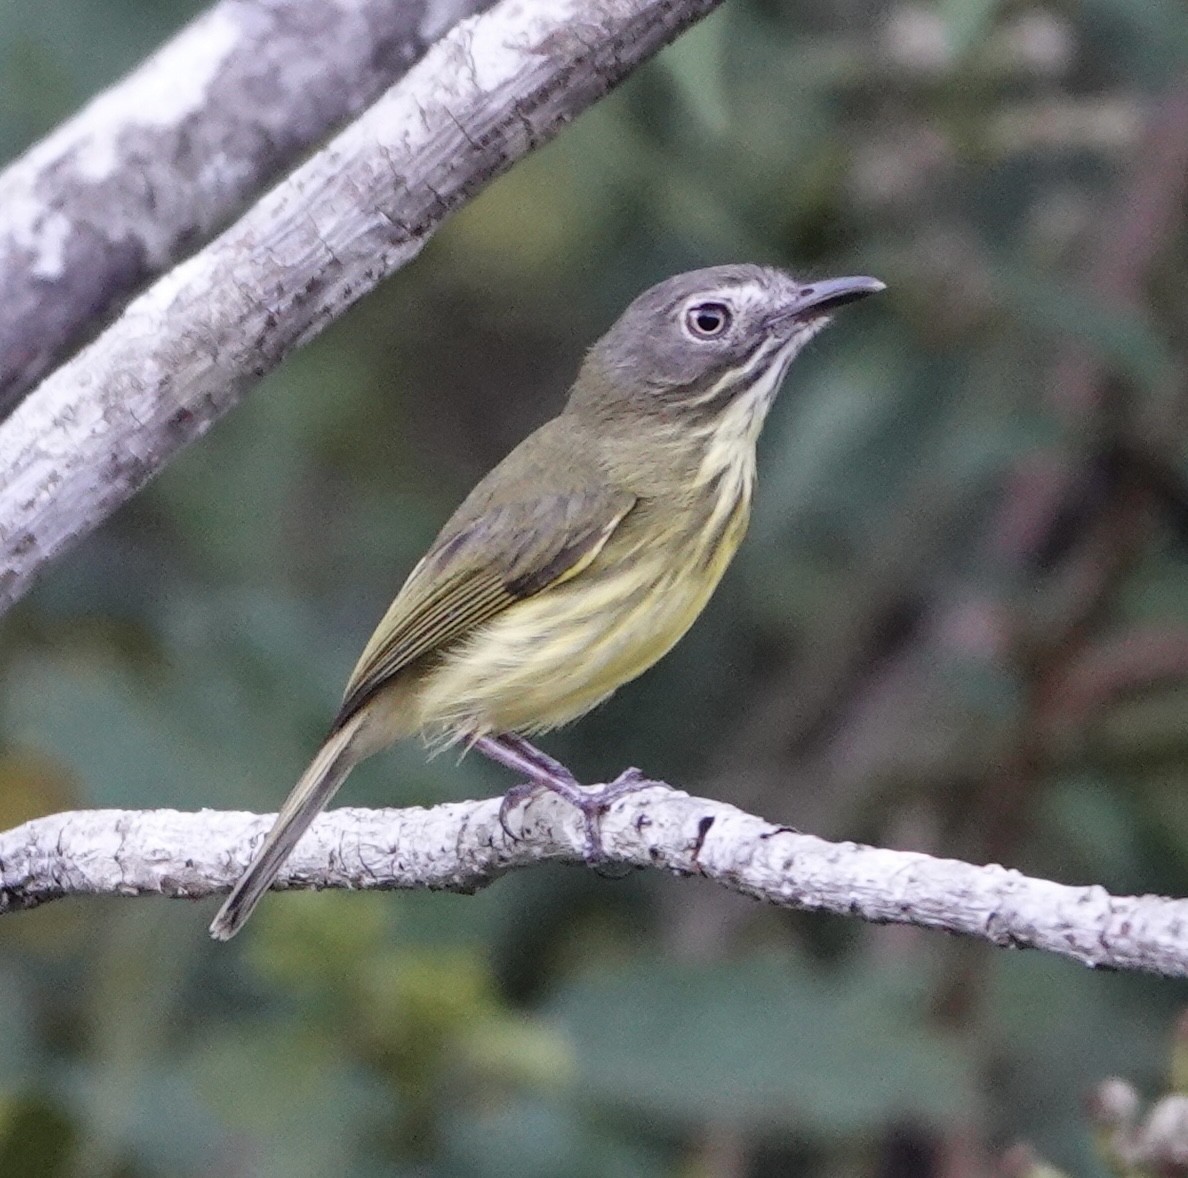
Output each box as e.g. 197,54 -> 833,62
209,713 -> 365,941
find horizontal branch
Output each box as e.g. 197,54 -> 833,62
0,0 -> 493,414
2,785 -> 1186,975
0,0 -> 720,615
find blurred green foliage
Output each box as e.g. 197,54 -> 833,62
3,0 -> 1188,1175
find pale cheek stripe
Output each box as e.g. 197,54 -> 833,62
687,336 -> 780,407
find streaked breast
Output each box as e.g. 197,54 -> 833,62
415,468 -> 753,741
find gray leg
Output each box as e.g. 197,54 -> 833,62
472,734 -> 653,860
488,733 -> 580,786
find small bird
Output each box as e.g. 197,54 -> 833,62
210,264 -> 884,940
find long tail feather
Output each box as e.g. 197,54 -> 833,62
209,715 -> 365,941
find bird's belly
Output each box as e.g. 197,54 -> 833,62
414,511 -> 746,740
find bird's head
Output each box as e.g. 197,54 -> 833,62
570,264 -> 884,431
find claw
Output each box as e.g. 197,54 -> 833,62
498,782 -> 538,840
497,769 -> 658,862
478,735 -> 659,861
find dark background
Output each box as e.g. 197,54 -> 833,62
2,1 -> 1187,1175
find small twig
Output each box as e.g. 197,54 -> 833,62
2,784 -> 1187,976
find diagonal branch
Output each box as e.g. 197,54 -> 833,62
2,784 -> 1186,977
0,0 -> 496,416
0,0 -> 722,614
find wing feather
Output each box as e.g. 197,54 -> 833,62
333,489 -> 636,727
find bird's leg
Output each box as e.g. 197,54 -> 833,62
498,734 -> 654,808
470,735 -> 584,836
487,733 -> 580,786
472,733 -> 654,860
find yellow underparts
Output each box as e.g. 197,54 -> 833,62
415,445 -> 759,743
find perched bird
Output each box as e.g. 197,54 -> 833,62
210,264 -> 884,940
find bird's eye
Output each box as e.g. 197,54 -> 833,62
684,301 -> 732,339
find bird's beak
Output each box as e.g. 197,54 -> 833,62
768,275 -> 886,327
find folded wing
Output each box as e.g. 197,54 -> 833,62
332,487 -> 637,729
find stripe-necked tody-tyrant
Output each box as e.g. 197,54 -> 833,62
210,263 -> 884,940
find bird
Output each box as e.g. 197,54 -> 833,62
210,263 -> 884,940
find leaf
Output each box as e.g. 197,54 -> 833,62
441,1094 -> 663,1178
545,951 -> 973,1135
186,1025 -> 394,1178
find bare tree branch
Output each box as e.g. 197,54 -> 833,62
2,785 -> 1186,976
0,0 -> 722,613
0,0 -> 496,416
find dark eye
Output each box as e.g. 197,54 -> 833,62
684,301 -> 732,339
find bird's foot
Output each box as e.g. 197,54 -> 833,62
499,766 -> 657,862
